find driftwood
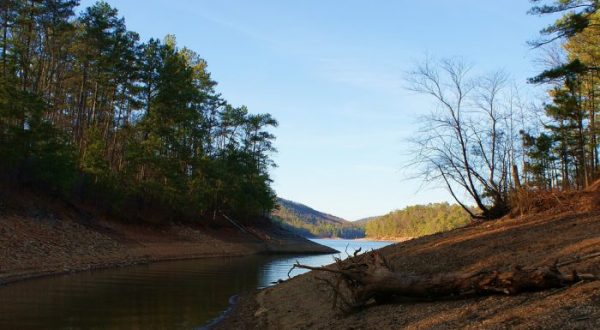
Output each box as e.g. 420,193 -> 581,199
290,252 -> 597,310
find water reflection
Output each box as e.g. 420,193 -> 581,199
0,239 -> 392,329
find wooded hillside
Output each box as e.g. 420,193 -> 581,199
271,198 -> 365,239
364,203 -> 470,239
0,1 -> 277,222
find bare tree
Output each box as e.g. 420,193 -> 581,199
406,57 -> 517,219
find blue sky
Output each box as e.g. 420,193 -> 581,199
79,1 -> 555,220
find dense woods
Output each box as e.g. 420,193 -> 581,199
0,1 -> 277,221
525,1 -> 600,191
410,0 -> 600,220
364,203 -> 470,239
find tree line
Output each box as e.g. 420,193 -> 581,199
409,0 -> 600,219
0,0 -> 277,221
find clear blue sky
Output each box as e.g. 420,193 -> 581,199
79,0 -> 554,220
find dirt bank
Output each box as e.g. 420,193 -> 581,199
0,191 -> 335,285
219,200 -> 600,329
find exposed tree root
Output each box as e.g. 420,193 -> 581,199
290,252 -> 597,310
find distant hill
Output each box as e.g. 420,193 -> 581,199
275,198 -> 347,225
272,200 -> 471,240
272,198 -> 365,239
352,216 -> 381,226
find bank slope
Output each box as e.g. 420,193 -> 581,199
0,190 -> 336,285
220,192 -> 600,329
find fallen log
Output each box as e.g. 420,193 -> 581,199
291,252 -> 597,309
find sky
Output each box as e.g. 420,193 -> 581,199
79,0 -> 556,220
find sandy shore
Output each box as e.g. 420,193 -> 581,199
218,209 -> 600,329
353,237 -> 413,242
0,214 -> 335,285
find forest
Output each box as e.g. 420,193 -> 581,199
0,0 -> 277,222
408,0 -> 600,220
364,203 -> 470,239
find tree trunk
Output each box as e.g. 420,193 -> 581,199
293,252 -> 596,309
512,164 -> 522,190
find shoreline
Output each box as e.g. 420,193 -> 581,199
0,214 -> 336,287
1,248 -> 336,287
1,249 -> 245,287
311,237 -> 411,242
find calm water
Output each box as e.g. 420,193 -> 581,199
0,239 -> 392,329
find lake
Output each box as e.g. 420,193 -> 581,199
0,239 -> 392,329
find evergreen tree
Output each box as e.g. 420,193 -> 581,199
0,0 -> 278,222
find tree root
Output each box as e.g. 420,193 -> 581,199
290,252 -> 597,310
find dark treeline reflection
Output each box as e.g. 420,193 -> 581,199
0,257 -> 267,329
